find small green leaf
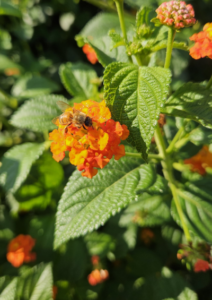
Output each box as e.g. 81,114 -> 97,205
189,126 -> 212,145
10,95 -> 68,132
54,153 -> 162,248
11,74 -> 60,99
59,62 -> 98,98
162,82 -> 212,128
0,28 -> 12,50
0,1 -> 21,17
172,178 -> 212,242
16,263 -> 53,300
0,277 -> 17,300
85,232 -> 115,257
108,29 -> 125,50
136,6 -> 152,28
104,62 -> 171,159
0,143 -> 45,193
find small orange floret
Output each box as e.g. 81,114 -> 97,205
194,259 -> 210,272
91,255 -> 99,266
184,145 -> 212,175
7,234 -> 36,268
82,44 -> 98,64
88,269 -> 109,286
190,23 -> 212,59
52,286 -> 58,300
141,228 -> 155,245
49,100 -> 129,179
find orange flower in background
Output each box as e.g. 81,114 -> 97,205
190,23 -> 212,59
52,286 -> 58,300
82,44 -> 98,64
49,100 -> 129,179
141,228 -> 155,245
91,255 -> 99,266
88,269 -> 109,286
4,68 -> 20,76
184,145 -> 212,175
7,234 -> 36,268
194,259 -> 210,272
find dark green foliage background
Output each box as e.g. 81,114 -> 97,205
1,0 -> 212,299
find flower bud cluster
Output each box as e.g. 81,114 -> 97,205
88,269 -> 109,286
82,44 -> 98,64
156,1 -> 196,29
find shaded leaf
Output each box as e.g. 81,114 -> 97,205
162,82 -> 212,128
10,95 -> 68,132
11,74 -> 59,99
0,1 -> 21,17
104,62 -> 171,159
16,264 -> 53,300
172,178 -> 212,242
85,232 -> 115,257
189,126 -> 212,145
59,62 -> 98,98
0,143 -> 45,193
0,277 -> 17,300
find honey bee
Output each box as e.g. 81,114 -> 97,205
52,101 -> 93,132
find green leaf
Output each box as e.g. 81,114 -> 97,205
84,232 -> 115,257
0,143 -> 45,193
10,95 -> 68,132
16,264 -> 53,300
172,178 -> 212,243
55,238 -> 88,282
76,12 -> 134,67
189,126 -> 212,145
11,74 -> 60,99
15,153 -> 64,211
0,1 -> 21,17
119,194 -> 171,227
0,277 -> 17,300
0,54 -> 22,72
0,28 -> 12,50
134,267 -> 198,300
104,62 -> 171,159
162,82 -> 212,128
59,62 -> 98,98
136,6 -> 152,28
54,153 -> 164,248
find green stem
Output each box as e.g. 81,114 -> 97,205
206,75 -> 212,89
114,0 -> 133,63
154,124 -> 191,241
135,54 -> 142,66
125,152 -> 162,160
170,184 -> 191,241
164,27 -> 176,68
175,134 -> 190,150
166,126 -> 185,154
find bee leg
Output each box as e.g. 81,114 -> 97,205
82,124 -> 87,130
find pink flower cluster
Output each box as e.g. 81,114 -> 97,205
156,1 -> 196,29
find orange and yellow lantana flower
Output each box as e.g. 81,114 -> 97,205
7,234 -> 36,268
190,23 -> 212,59
184,145 -> 212,175
49,100 -> 129,179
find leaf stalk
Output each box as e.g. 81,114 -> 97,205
166,126 -> 185,153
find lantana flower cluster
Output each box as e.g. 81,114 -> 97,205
7,234 -> 36,268
82,44 -> 98,64
49,100 -> 129,178
184,145 -> 212,175
88,269 -> 109,286
156,1 -> 196,29
190,23 -> 212,59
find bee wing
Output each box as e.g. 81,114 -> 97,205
56,101 -> 71,112
52,117 -> 60,125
